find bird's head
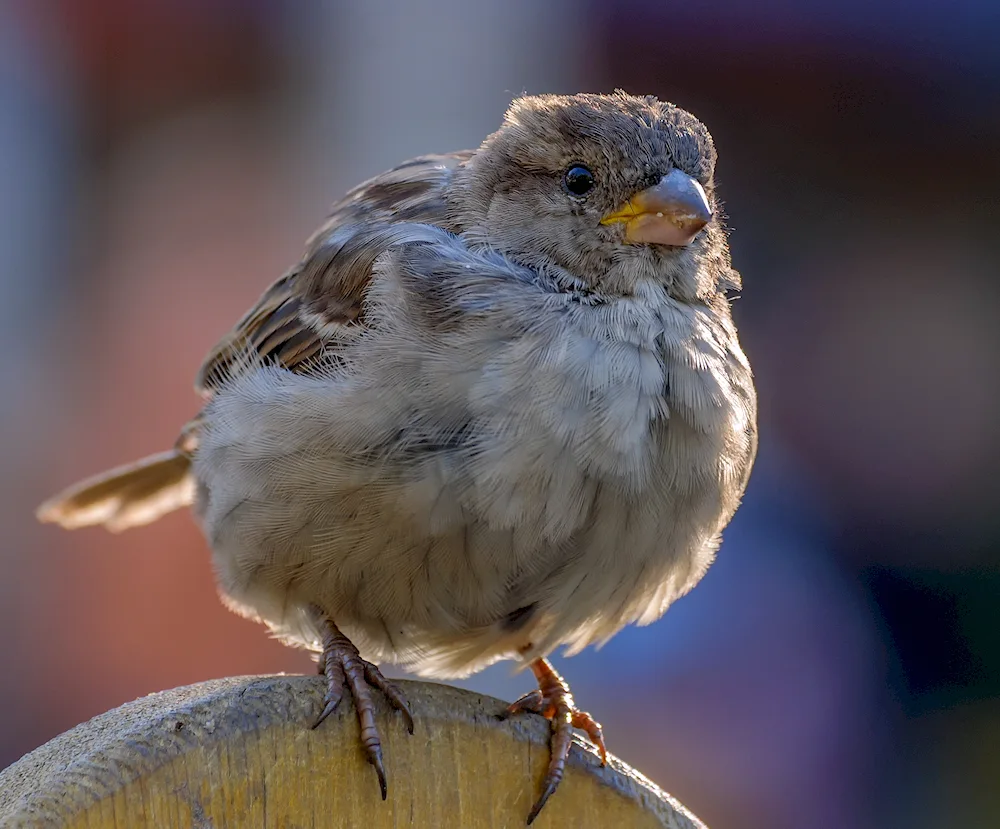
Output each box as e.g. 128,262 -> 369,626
454,91 -> 737,300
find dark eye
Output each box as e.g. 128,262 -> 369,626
563,165 -> 595,197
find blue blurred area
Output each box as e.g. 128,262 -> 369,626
1,2 -> 997,828
624,0 -> 1000,61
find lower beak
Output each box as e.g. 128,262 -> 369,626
600,169 -> 712,246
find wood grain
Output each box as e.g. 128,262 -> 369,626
0,675 -> 705,828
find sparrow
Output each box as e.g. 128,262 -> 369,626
38,91 -> 757,823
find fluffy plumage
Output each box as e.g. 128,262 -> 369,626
38,91 -> 757,818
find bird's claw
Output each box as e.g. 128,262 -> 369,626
503,658 -> 606,824
311,610 -> 413,800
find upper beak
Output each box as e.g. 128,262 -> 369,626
600,169 -> 712,246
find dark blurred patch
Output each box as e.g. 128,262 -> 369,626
866,565 -> 1000,711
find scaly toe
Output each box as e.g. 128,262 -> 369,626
363,662 -> 415,734
310,609 -> 413,801
501,689 -> 546,719
570,710 -> 606,764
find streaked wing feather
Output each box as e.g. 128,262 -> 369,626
194,152 -> 472,398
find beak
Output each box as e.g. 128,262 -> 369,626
600,169 -> 712,246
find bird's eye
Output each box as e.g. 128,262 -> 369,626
563,165 -> 595,197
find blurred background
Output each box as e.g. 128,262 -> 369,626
1,1 -> 998,827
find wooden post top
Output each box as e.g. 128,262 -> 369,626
0,675 -> 705,828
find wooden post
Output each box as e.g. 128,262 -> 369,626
0,676 -> 705,828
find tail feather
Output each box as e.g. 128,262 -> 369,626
37,450 -> 194,532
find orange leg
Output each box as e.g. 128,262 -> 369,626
503,658 -> 606,824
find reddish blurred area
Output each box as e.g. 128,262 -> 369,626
1,3 -> 998,829
20,0 -> 271,144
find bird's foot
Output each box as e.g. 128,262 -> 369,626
502,658 -> 606,824
310,608 -> 414,800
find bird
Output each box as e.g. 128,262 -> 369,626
38,91 -> 757,824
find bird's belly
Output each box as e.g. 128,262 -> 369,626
194,418 -> 732,678
196,472 -> 561,674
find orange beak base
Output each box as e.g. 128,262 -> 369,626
600,169 -> 712,247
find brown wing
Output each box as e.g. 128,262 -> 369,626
194,151 -> 473,397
